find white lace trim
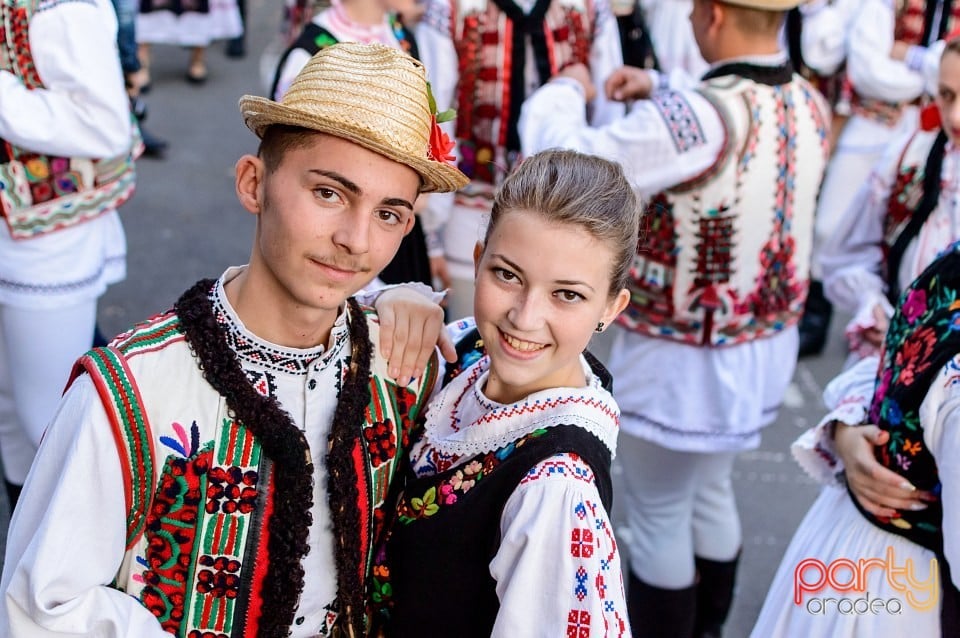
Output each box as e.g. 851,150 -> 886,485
413,355 -> 621,464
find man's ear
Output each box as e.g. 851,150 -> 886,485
710,0 -> 726,32
236,154 -> 265,215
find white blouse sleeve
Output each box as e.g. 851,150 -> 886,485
791,355 -> 880,484
820,130 -> 909,317
846,0 -> 926,102
273,47 -> 313,100
489,453 -> 630,637
0,376 -> 170,637
585,0 -> 626,127
0,0 -> 130,158
920,356 -> 960,588
519,80 -> 725,197
799,0 -> 853,76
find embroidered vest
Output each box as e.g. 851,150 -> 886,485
68,283 -> 437,638
854,241 -> 960,553
0,0 -> 138,240
269,18 -> 419,101
895,0 -> 960,47
451,0 -> 594,184
382,425 -> 613,637
618,67 -> 831,347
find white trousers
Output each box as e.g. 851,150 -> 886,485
0,301 -> 97,484
618,432 -> 741,589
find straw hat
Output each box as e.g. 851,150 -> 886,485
720,0 -> 804,10
239,43 -> 468,193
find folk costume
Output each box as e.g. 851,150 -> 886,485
520,35 -> 830,637
137,0 -> 242,47
0,0 -> 134,501
414,0 -> 625,320
0,271 -> 437,637
637,0 -> 707,78
0,43 -> 470,638
375,321 -> 631,637
813,0 -> 949,278
821,115 -> 960,358
755,242 -> 960,637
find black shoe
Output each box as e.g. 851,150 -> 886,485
140,125 -> 169,159
225,36 -> 246,59
798,280 -> 832,358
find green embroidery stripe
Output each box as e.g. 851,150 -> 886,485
7,172 -> 135,235
117,315 -> 182,355
86,349 -> 152,546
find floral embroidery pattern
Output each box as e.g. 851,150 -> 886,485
205,466 -> 259,515
195,555 -> 242,598
364,420 -> 398,468
863,243 -> 960,547
397,430 -> 547,524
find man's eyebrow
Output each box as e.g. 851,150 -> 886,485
309,170 -> 414,209
309,169 -> 361,195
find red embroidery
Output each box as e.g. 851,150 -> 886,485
567,609 -> 591,637
571,528 -> 594,557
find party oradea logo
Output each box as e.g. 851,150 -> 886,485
793,547 -> 939,615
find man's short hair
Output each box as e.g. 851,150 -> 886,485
722,1 -> 785,35
257,125 -> 321,173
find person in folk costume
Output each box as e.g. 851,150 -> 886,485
785,0 -> 863,357
270,0 -> 432,292
0,0 -> 138,514
785,33 -> 960,636
519,0 -> 832,633
0,43 -> 469,638
799,0 -> 952,357
369,149 -> 636,637
753,243 -> 960,636
413,0 -> 625,322
136,0 -> 243,85
638,0 -> 710,78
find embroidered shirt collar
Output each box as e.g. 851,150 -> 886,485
212,266 -> 350,375
416,354 -> 621,462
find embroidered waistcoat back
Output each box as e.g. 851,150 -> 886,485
855,242 -> 960,553
618,74 -> 831,347
884,128 -> 940,253
69,302 -> 436,637
0,0 -> 137,240
451,0 -> 593,184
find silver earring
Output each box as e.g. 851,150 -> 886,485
595,322 -> 604,333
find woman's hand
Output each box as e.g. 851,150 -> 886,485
376,287 -> 456,384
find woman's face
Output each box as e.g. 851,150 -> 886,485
471,209 -> 629,405
938,49 -> 960,144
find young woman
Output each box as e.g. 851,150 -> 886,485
372,149 -> 639,636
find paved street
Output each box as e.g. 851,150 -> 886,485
0,4 -> 855,635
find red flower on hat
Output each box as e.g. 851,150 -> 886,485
425,81 -> 457,165
428,115 -> 456,164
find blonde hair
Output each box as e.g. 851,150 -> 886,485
484,149 -> 641,297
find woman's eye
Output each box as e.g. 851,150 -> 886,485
493,268 -> 517,282
557,290 -> 584,302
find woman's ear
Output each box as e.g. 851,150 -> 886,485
599,288 -> 631,331
236,154 -> 265,215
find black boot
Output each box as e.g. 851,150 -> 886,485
628,571 -> 697,638
693,554 -> 739,638
798,280 -> 832,357
226,0 -> 246,58
5,479 -> 22,513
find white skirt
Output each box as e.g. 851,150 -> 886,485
750,485 -> 941,637
137,0 -> 242,47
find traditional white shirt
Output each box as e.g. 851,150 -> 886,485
0,0 -> 129,310
272,0 -> 405,100
821,132 -> 960,352
637,0 -> 708,77
410,319 -> 630,636
847,0 -> 940,102
798,0 -> 863,76
0,268 -> 356,637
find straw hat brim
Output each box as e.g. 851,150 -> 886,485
721,0 -> 804,10
240,96 -> 469,194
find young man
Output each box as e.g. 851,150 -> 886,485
0,43 -> 467,638
520,0 -> 830,635
0,0 -> 137,512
